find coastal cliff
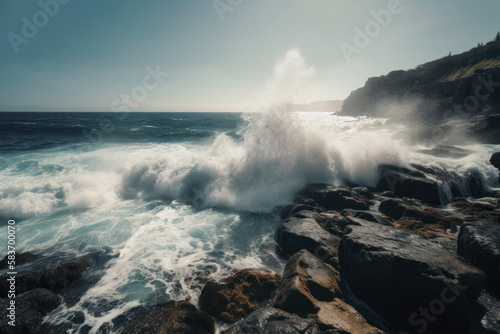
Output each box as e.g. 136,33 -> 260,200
341,38 -> 500,125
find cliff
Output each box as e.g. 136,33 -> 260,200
341,38 -> 500,123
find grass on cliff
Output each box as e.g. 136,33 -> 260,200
442,57 -> 500,82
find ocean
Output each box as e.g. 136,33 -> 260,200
0,110 -> 499,332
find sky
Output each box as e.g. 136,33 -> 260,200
0,0 -> 499,112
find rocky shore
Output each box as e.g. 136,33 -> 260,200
1,152 -> 499,334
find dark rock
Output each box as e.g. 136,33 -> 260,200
294,197 -> 319,207
379,198 -> 462,235
458,221 -> 500,297
17,288 -> 63,315
0,260 -> 90,297
37,322 -> 74,334
275,217 -> 340,268
0,307 -> 42,334
379,197 -> 462,245
352,186 -> 375,200
289,210 -> 318,220
273,250 -> 341,317
491,152 -> 500,170
469,289 -> 500,334
199,269 -> 281,323
339,221 -> 487,333
376,165 -> 442,205
315,212 -> 351,238
452,197 -> 500,223
0,289 -> 63,334
0,252 -> 36,270
379,198 -> 422,220
273,250 -> 383,333
122,299 -> 215,334
341,209 -> 392,226
280,203 -> 316,220
274,250 -> 383,333
300,184 -> 371,211
221,308 -> 321,334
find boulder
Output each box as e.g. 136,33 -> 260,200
0,307 -> 42,334
491,152 -> 500,169
0,289 -> 62,334
273,250 -> 382,333
0,260 -> 90,297
379,198 -> 424,220
300,185 -> 371,211
198,269 -> 281,323
376,165 -> 442,205
341,209 -> 392,226
221,308 -> 321,334
452,197 -> 500,223
275,217 -> 340,268
273,250 -> 341,317
17,288 -> 63,315
281,203 -> 317,220
379,198 -> 462,242
314,300 -> 384,334
339,221 -> 487,333
315,212 -> 351,238
122,299 -> 215,334
458,221 -> 500,297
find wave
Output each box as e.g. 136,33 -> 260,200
2,50 -> 499,221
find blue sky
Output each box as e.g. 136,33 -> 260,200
0,0 -> 499,112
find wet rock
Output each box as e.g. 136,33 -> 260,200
490,152 -> 500,170
275,217 -> 340,268
341,209 -> 392,226
122,299 -> 215,334
315,211 -> 351,238
273,250 -> 383,334
314,300 -> 384,334
380,198 -> 462,227
379,198 -> 462,243
0,260 -> 90,297
199,269 -> 281,324
221,308 -> 321,334
451,197 -> 500,223
281,203 -> 317,220
300,184 -> 371,211
37,322 -> 74,334
17,288 -> 63,315
0,289 -> 63,334
339,221 -> 487,333
469,289 -> 500,334
376,165 -> 441,205
458,221 -> 500,297
273,250 -> 341,317
379,198 -> 424,220
0,252 -> 36,270
0,307 -> 42,334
